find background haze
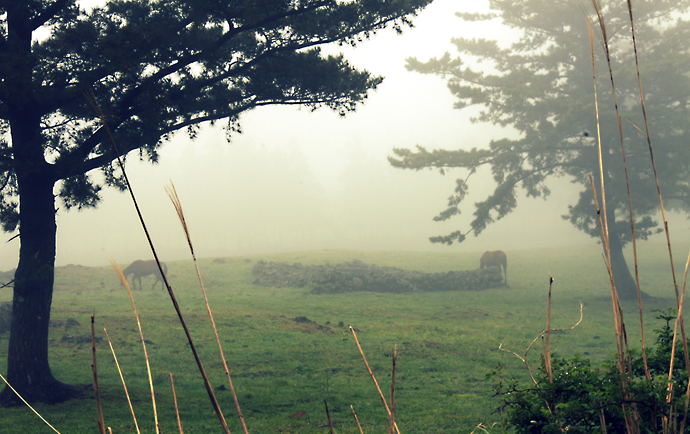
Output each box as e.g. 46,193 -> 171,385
2,0 -> 686,270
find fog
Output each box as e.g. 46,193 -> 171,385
2,0 -> 687,269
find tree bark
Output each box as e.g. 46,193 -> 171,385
0,173 -> 80,406
607,226 -> 646,301
0,8 -> 80,401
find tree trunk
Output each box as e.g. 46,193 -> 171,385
599,146 -> 646,301
0,25 -> 80,402
0,173 -> 79,405
607,226 -> 646,301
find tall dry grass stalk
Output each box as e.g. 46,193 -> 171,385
0,374 -> 62,433
624,5 -> 690,426
91,313 -> 107,434
544,277 -> 553,384
165,182 -> 248,434
350,326 -> 401,434
104,328 -> 141,434
351,405 -> 365,434
324,398 -> 336,434
170,374 -> 184,434
499,301 -> 583,386
585,1 -> 690,431
87,90 -> 232,434
589,0 -> 632,369
587,5 -> 640,429
390,344 -> 397,434
111,260 -> 161,434
625,0 -> 680,305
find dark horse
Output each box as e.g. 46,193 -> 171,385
480,250 -> 507,284
122,259 -> 168,290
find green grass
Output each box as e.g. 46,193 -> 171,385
0,244 -> 685,433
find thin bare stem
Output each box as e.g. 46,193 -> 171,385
111,260 -> 160,434
391,345 -> 397,433
89,90 -> 231,434
350,326 -> 401,434
544,277 -> 554,384
0,373 -> 62,433
91,313 -> 106,434
678,251 -> 690,432
595,0 -> 648,386
590,3 -> 639,431
499,302 -> 583,386
587,8 -> 609,254
165,182 -> 248,434
625,0 -> 679,303
587,8 -> 625,376
324,398 -> 335,434
104,328 -> 140,434
627,0 -> 689,403
170,374 -> 184,434
351,405 -> 365,434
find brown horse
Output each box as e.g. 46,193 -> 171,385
480,250 -> 507,284
122,260 -> 167,290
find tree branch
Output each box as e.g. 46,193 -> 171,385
28,0 -> 72,31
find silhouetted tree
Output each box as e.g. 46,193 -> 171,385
389,0 -> 690,299
0,0 -> 431,406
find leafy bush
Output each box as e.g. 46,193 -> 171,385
491,308 -> 689,433
251,259 -> 504,293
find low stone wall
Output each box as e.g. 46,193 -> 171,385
252,259 -> 504,294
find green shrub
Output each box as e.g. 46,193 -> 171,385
491,308 -> 689,433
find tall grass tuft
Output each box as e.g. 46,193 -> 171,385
518,2 -> 690,432
103,328 -> 140,434
169,374 -> 184,434
165,182 -> 249,434
90,312 -> 106,434
86,89 -> 232,434
111,260 -> 160,434
350,326 -> 401,434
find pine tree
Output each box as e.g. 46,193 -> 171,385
0,0 -> 431,405
390,0 -> 690,299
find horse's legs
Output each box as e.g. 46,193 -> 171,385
503,255 -> 508,286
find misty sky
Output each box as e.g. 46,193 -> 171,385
0,0 -> 686,270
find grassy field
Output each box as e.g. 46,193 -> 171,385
0,243 -> 685,433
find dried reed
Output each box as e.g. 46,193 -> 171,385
0,373 -> 62,433
544,277 -> 553,384
587,5 -> 639,424
104,328 -> 141,434
111,260 -> 161,434
499,301 -> 583,386
88,90 -> 231,434
350,326 -> 400,434
324,398 -> 335,434
165,182 -> 248,434
391,344 -> 397,434
676,255 -> 690,432
589,0 -> 630,370
624,3 -> 690,426
350,405 -> 365,434
91,313 -> 106,434
170,374 -> 184,434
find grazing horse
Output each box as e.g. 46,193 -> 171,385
480,250 -> 507,284
122,260 -> 167,290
